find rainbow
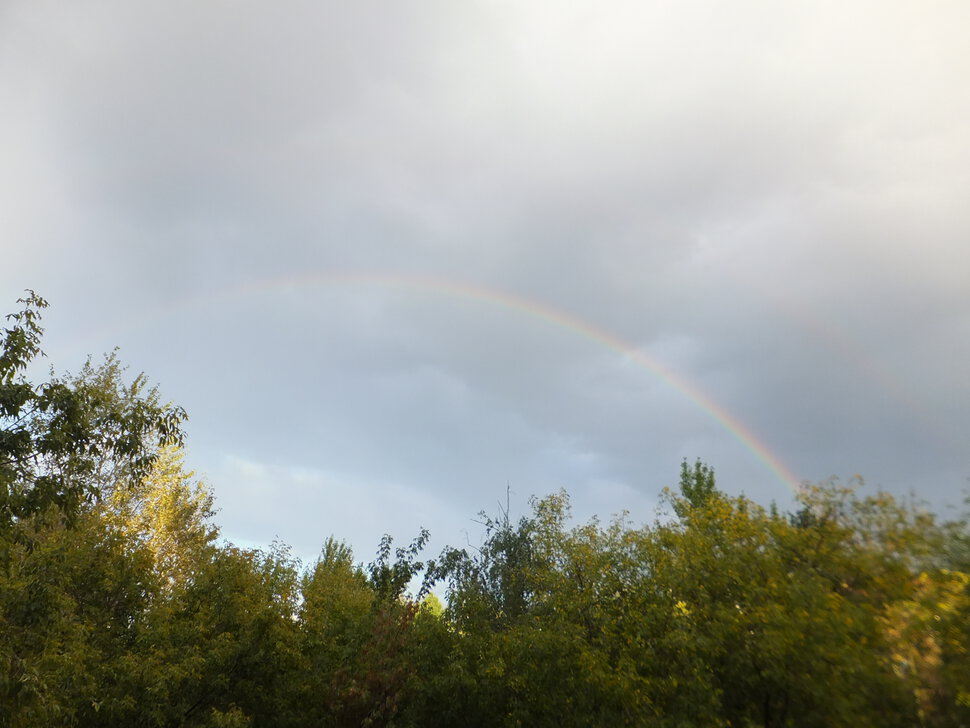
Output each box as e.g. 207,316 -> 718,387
70,271 -> 803,493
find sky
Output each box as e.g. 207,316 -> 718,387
2,0 -> 968,565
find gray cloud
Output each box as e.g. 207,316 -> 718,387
3,0 -> 968,557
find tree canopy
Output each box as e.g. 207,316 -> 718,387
1,293 -> 967,727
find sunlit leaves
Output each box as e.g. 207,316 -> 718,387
103,445 -> 217,590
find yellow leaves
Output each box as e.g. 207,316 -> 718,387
102,445 -> 217,588
420,592 -> 445,618
881,568 -> 970,723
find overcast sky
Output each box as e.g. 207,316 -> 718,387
3,0 -> 968,564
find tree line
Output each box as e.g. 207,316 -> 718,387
2,292 -> 968,727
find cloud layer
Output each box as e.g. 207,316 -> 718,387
3,0 -> 968,560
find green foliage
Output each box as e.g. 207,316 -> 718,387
2,294 -> 969,727
368,528 -> 433,603
437,494 -> 541,634
676,457 -> 718,515
296,533 -> 439,727
413,479 -> 969,728
0,504 -> 166,726
1,292 -> 186,525
144,543 -> 302,727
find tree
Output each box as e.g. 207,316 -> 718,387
102,444 -> 218,590
0,292 -> 190,726
128,543 -> 303,728
296,531 -> 437,727
7,293 -> 970,726
0,292 -> 186,525
427,492 -> 650,727
0,500 -> 159,726
644,479 -> 923,727
437,496 -> 540,633
675,457 -> 718,516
